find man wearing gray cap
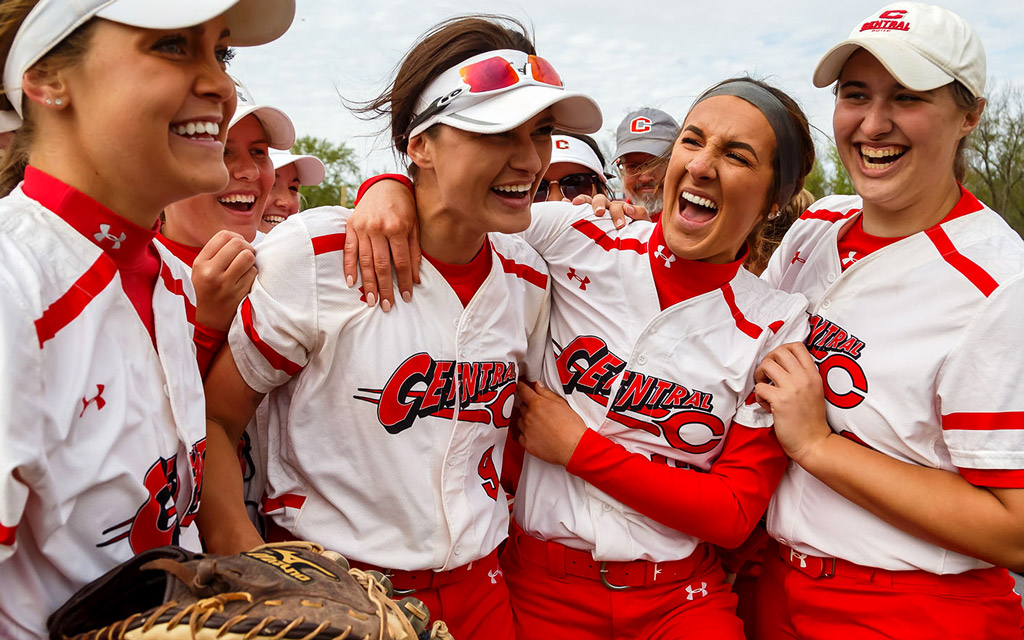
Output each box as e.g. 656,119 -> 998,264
613,108 -> 679,219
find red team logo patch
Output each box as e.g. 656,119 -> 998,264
630,117 -> 652,133
555,336 -> 725,455
861,9 -> 910,31
555,139 -> 570,150
355,353 -> 518,434
97,439 -> 206,553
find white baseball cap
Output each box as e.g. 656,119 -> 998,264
550,135 -> 610,184
3,0 -> 296,119
271,150 -> 326,186
232,80 -> 296,150
406,49 -> 602,139
813,2 -> 986,98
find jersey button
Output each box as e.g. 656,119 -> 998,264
821,299 -> 832,310
162,384 -> 170,398
637,355 -> 648,365
827,273 -> 837,283
602,503 -> 612,512
454,544 -> 462,555
452,319 -> 460,328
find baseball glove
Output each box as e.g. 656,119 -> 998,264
47,541 -> 454,640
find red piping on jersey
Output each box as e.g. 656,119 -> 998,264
768,320 -> 785,333
720,283 -> 762,340
959,468 -> 1024,489
158,263 -> 197,324
925,227 -> 998,297
240,298 -> 302,375
312,233 -> 346,256
262,493 -> 307,513
0,521 -> 15,546
942,412 -> 1024,432
800,207 -> 860,222
493,247 -> 548,290
571,219 -> 647,255
34,255 -> 117,347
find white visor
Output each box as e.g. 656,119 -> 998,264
271,151 -> 326,186
550,135 -> 608,184
232,80 -> 296,150
407,49 -> 602,139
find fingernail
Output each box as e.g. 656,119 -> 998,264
402,291 -> 412,303
366,292 -> 376,307
381,298 -> 391,312
346,275 -> 354,287
536,380 -> 546,389
615,218 -> 625,228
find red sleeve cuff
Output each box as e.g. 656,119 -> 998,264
958,467 -> 1024,489
354,174 -> 414,206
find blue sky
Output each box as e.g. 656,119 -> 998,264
229,0 -> 1024,176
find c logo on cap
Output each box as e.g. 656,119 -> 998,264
630,117 -> 652,134
879,9 -> 907,19
555,139 -> 570,150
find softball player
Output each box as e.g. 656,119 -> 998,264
347,77 -> 817,639
198,16 -> 601,640
259,150 -> 326,233
0,1 -> 293,637
752,4 -> 1024,638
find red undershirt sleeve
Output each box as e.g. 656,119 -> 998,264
566,423 -> 788,548
354,174 -> 414,206
193,322 -> 227,379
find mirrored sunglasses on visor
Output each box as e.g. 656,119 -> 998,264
404,49 -> 564,139
534,173 -> 601,202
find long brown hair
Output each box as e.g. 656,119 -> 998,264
355,15 -> 535,174
0,1 -> 96,196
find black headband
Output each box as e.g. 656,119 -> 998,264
691,81 -> 802,209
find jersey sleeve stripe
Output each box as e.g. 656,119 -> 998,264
720,283 -> 762,340
262,493 -> 307,513
925,227 -> 998,297
0,522 -> 15,546
959,467 -> 1024,489
493,247 -> 548,289
942,412 -> 1024,432
571,219 -> 647,255
240,298 -> 302,375
312,233 -> 346,256
158,263 -> 197,324
34,255 -> 117,347
799,208 -> 860,222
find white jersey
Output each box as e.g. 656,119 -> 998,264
762,192 -> 1024,573
228,206 -> 550,571
514,203 -> 808,562
0,187 -> 206,639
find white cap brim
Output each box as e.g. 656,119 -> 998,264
813,38 -> 954,92
551,135 -> 608,183
437,85 -> 603,136
231,104 -> 295,149
272,153 -> 326,185
97,0 -> 295,47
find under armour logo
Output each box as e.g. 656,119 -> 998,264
791,251 -> 806,265
80,384 -> 106,417
94,224 -> 126,250
654,245 -> 676,268
685,582 -> 708,600
841,251 -> 858,267
789,548 -> 808,568
567,268 -> 590,291
488,567 -> 503,585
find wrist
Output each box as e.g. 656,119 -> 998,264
355,173 -> 413,206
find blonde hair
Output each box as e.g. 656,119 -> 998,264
0,0 -> 96,195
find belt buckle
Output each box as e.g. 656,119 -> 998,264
822,556 -> 837,579
383,569 -> 418,596
600,561 -> 631,591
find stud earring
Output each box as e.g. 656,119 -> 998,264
45,98 -> 52,105
767,210 -> 780,220
54,98 -> 63,106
